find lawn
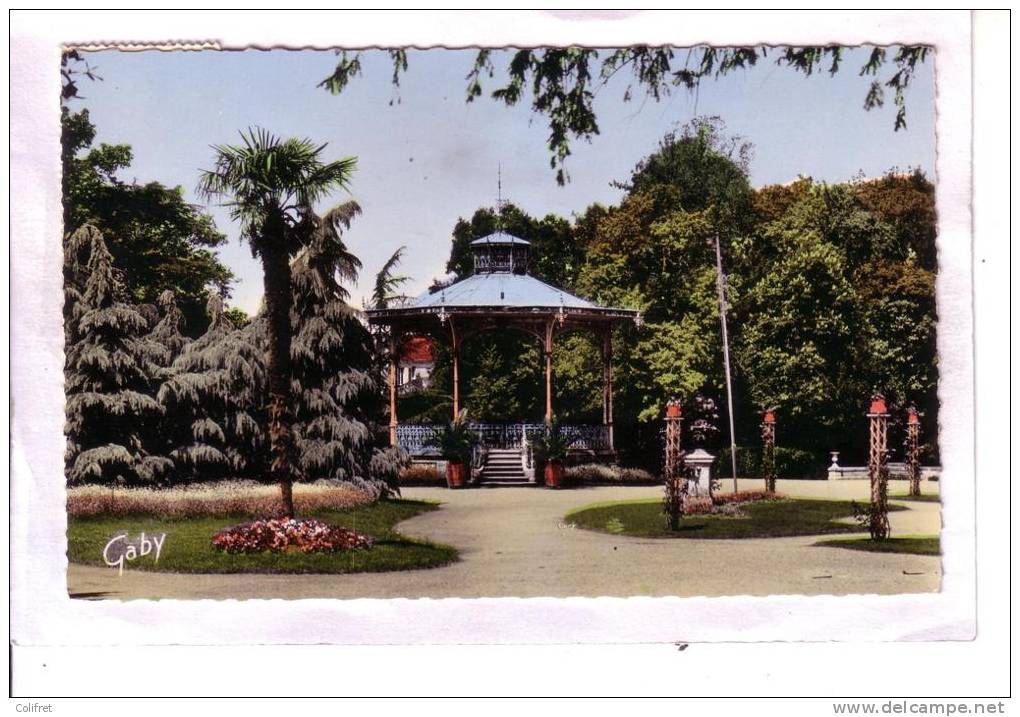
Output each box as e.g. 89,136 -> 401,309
68,498 -> 458,574
565,497 -> 905,539
889,493 -> 941,503
814,535 -> 941,556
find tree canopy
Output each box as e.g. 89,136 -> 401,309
403,120 -> 939,468
61,107 -> 235,336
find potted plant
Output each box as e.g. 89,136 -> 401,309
424,413 -> 478,489
531,421 -> 578,489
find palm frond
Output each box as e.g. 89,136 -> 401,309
372,246 -> 409,309
197,127 -> 359,254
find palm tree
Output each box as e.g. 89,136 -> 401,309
198,128 -> 357,516
371,246 -> 408,309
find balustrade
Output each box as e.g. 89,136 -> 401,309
395,422 -> 611,456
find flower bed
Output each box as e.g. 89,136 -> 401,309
211,517 -> 375,554
67,480 -> 376,519
683,496 -> 715,515
682,491 -> 782,516
564,463 -> 657,485
398,464 -> 446,486
712,490 -> 782,505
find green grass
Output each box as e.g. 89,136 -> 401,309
565,498 -> 906,540
814,535 -> 940,556
889,493 -> 941,503
68,499 -> 458,574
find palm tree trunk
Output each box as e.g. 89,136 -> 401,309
262,243 -> 297,518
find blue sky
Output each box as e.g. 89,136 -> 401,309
77,48 -> 936,314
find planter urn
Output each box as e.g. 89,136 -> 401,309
446,461 -> 468,489
544,459 -> 565,488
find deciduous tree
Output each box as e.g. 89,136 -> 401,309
62,107 -> 234,335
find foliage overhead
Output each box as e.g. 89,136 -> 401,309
320,45 -> 931,184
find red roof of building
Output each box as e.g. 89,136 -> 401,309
400,336 -> 435,364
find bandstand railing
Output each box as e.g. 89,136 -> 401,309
396,423 -> 611,456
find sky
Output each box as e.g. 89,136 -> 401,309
76,47 -> 936,315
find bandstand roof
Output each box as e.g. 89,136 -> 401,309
366,230 -> 639,327
367,273 -> 638,324
413,272 -> 598,310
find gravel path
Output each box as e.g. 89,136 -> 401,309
67,478 -> 941,600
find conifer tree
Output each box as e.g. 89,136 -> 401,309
64,225 -> 170,484
289,202 -> 403,494
143,289 -> 191,472
155,203 -> 403,494
158,294 -> 267,481
63,224 -> 96,349
148,289 -> 190,365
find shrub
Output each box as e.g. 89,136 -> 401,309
531,420 -> 580,462
398,464 -> 446,486
712,490 -> 783,505
715,446 -> 819,478
714,502 -> 748,517
211,517 -> 374,554
67,480 -> 376,519
683,496 -> 714,515
678,491 -> 780,517
369,446 -> 410,496
424,414 -> 478,464
564,463 -> 657,485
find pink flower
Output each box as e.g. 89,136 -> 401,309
211,517 -> 375,554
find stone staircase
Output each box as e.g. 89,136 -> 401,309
479,448 -> 530,486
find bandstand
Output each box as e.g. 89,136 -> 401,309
366,231 -> 639,483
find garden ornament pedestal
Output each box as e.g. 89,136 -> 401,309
684,448 -> 715,497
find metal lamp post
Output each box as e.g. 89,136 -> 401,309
761,408 -> 777,493
712,235 -> 739,493
867,393 -> 891,540
663,399 -> 685,531
905,404 -> 922,498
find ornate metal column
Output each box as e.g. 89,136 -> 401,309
449,317 -> 460,420
543,318 -> 554,423
387,331 -> 399,447
905,404 -> 922,498
761,407 -> 777,493
868,393 -> 891,540
663,399 -> 685,531
602,328 -> 614,452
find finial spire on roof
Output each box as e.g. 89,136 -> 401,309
496,163 -> 510,221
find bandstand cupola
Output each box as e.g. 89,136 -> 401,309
471,231 -> 531,275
